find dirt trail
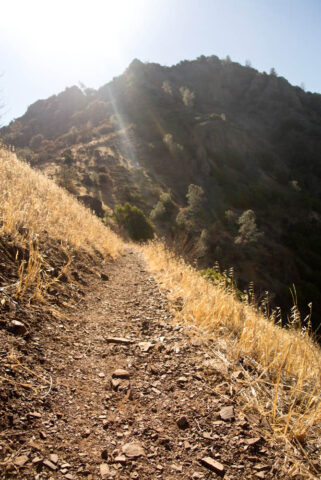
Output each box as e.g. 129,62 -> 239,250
2,249 -> 290,479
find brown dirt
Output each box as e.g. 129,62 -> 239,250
0,249 -> 317,479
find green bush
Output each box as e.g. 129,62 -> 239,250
114,202 -> 154,241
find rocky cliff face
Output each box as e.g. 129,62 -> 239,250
1,55 -> 321,334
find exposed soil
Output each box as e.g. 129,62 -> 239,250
0,249 -> 318,479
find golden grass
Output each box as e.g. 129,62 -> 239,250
141,241 -> 321,451
0,146 -> 122,297
0,147 -> 121,256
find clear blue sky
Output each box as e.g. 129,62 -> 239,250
1,0 -> 320,125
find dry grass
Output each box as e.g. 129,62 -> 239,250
0,146 -> 122,296
142,240 -> 321,474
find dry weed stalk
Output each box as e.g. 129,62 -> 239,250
142,241 -> 321,447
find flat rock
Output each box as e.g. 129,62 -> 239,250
245,437 -> 261,446
100,463 -> 110,478
138,341 -> 153,352
219,405 -> 235,421
112,369 -> 130,379
43,459 -> 58,471
106,337 -> 133,345
122,442 -> 145,458
14,455 -> 29,467
200,457 -> 225,475
114,454 -> 127,463
49,453 -> 59,464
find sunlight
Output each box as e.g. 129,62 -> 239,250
1,0 -> 149,71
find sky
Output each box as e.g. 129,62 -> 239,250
1,0 -> 320,125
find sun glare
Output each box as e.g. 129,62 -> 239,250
1,0 -> 148,72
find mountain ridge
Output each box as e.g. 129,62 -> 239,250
1,54 -> 321,333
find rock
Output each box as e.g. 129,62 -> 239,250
28,411 -> 42,419
200,457 -> 225,475
111,378 -> 121,390
114,455 -> 127,463
106,337 -> 134,345
255,473 -> 266,479
32,457 -> 42,464
177,376 -> 188,383
245,437 -> 261,446
43,459 -> 58,471
14,455 -> 29,467
219,406 -> 234,421
65,475 -> 74,480
8,320 -> 27,335
82,428 -> 91,438
100,463 -> 110,478
49,454 -> 58,464
100,273 -> 109,281
171,464 -> 183,472
98,372 -> 105,378
177,416 -> 189,429
138,342 -> 153,352
122,442 -> 145,458
112,369 -> 130,379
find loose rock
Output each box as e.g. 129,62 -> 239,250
112,369 -> 130,379
200,457 -> 225,475
219,405 -> 235,421
122,442 -> 145,458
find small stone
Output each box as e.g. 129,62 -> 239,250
28,411 -> 42,418
65,475 -> 74,480
112,369 -> 130,379
49,453 -> 59,464
171,464 -> 183,472
114,455 -> 127,463
8,320 -> 27,335
98,372 -> 105,378
219,406 -> 235,421
82,428 -> 91,438
100,463 -> 110,478
200,457 -> 225,475
43,459 -> 58,471
177,376 -> 188,383
138,342 -> 153,352
177,416 -> 189,429
245,437 -> 261,446
32,457 -> 42,464
122,442 -> 145,458
255,473 -> 266,479
111,378 -> 121,390
14,455 -> 29,467
100,273 -> 109,281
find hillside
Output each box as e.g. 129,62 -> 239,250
0,147 -> 320,478
1,55 -> 321,333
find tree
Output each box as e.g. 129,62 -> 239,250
150,192 -> 175,222
235,210 -> 263,245
114,203 -> 154,241
270,67 -> 277,76
186,184 -> 206,216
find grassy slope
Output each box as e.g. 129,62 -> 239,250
142,241 -> 321,464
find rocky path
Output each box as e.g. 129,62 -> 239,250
2,249 -> 289,479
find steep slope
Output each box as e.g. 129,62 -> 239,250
1,56 -> 321,332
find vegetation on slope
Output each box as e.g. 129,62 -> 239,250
0,144 -> 122,301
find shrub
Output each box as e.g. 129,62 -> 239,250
114,202 -> 154,241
